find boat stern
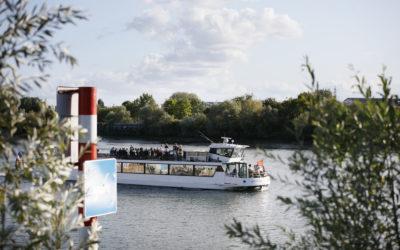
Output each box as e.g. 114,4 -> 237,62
222,175 -> 270,190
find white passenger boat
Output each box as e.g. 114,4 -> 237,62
73,137 -> 271,190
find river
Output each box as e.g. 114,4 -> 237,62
96,138 -> 305,249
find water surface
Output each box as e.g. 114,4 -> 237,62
97,139 -> 305,249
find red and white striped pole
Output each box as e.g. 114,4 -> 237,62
78,87 -> 97,230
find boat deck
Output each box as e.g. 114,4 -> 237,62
98,151 -> 210,162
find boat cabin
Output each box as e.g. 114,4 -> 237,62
207,137 -> 248,163
115,160 -> 266,179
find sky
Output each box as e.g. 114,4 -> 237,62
32,0 -> 400,105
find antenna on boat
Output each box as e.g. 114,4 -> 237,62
198,131 -> 214,143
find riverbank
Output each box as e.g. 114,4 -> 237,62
99,136 -> 311,150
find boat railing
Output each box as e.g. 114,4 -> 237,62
100,150 -> 210,162
116,159 -> 223,166
99,153 -> 183,161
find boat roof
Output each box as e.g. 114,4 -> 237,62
209,143 -> 249,149
208,137 -> 249,149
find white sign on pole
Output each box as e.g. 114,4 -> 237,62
84,158 -> 117,218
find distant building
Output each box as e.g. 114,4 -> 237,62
343,98 -> 400,106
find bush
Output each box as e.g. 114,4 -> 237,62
0,1 -> 99,248
226,60 -> 400,249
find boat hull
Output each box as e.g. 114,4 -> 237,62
69,170 -> 270,190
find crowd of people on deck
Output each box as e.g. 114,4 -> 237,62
109,144 -> 184,160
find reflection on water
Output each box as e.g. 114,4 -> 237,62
97,139 -> 305,249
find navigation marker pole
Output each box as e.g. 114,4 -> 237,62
78,87 -> 98,246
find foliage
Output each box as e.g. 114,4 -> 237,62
122,93 -> 157,121
233,94 -> 263,138
180,113 -> 207,137
1,87 -> 81,248
17,97 -> 56,138
260,98 -> 284,138
205,100 -> 241,137
20,97 -> 42,113
138,104 -> 177,136
97,90 -> 328,141
226,60 -> 400,249
0,0 -> 99,248
98,98 -> 105,108
103,106 -> 132,125
163,92 -> 204,119
0,0 -> 84,91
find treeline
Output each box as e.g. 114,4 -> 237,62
98,90 -> 334,142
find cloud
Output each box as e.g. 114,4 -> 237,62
128,3 -> 302,64
123,1 -> 302,100
126,6 -> 172,37
41,1 -> 303,106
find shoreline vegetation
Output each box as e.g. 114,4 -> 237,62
99,136 -> 310,150
96,91 -> 334,144
21,90 -> 332,147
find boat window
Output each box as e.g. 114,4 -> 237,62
226,163 -> 238,177
216,165 -> 224,172
231,148 -> 244,158
194,165 -> 216,177
145,163 -> 168,175
209,148 -> 234,157
238,163 -> 247,178
123,163 -> 145,174
170,164 -> 193,176
219,148 -> 233,157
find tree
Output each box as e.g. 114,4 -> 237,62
138,104 -> 176,136
226,60 -> 400,248
180,113 -> 207,137
20,97 -> 42,113
259,98 -> 283,139
104,106 -> 132,125
205,100 -> 241,138
98,98 -> 105,108
164,97 -> 192,119
0,1 -> 99,248
98,106 -> 109,124
163,92 -> 204,119
296,89 -> 334,141
233,95 -> 263,138
122,93 -> 157,121
17,96 -> 56,138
